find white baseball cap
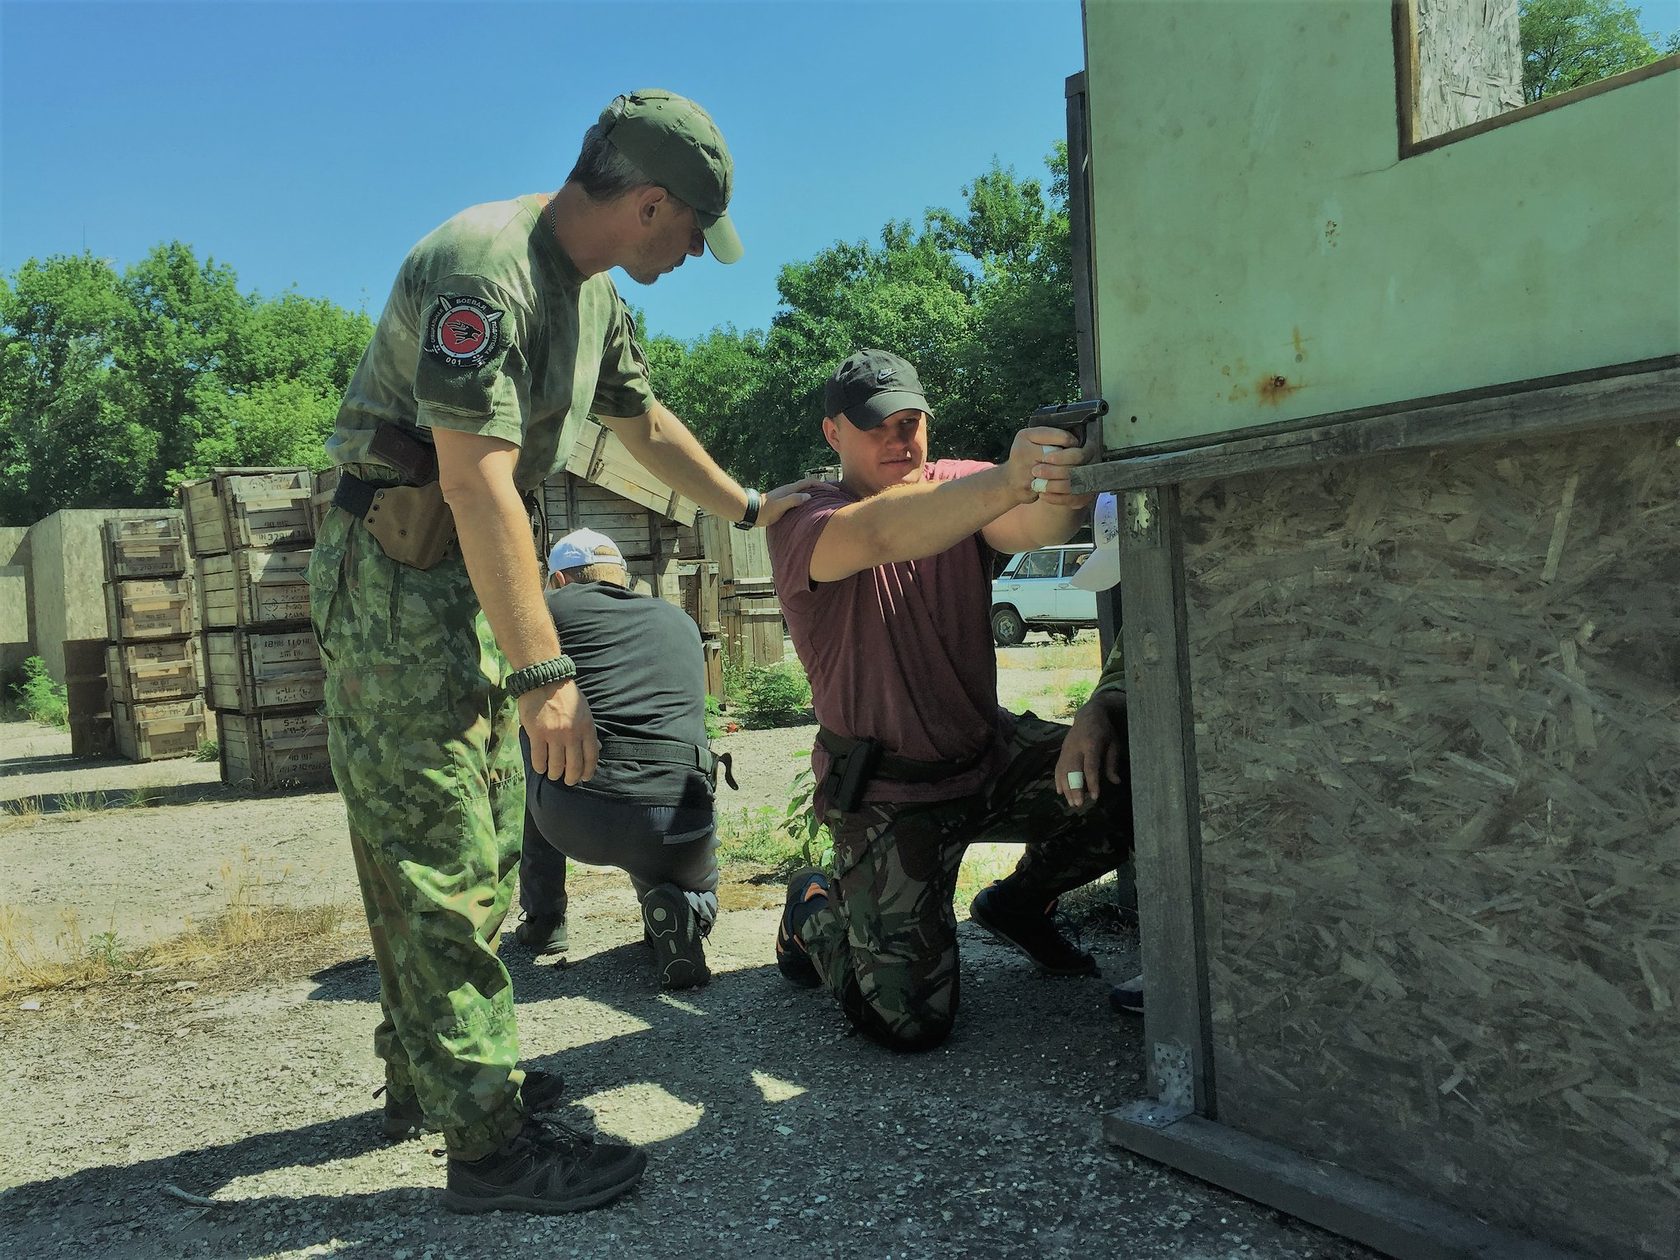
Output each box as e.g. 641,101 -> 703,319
1071,492 -> 1121,592
547,528 -> 625,573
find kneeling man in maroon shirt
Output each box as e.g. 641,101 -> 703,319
766,349 -> 1135,1051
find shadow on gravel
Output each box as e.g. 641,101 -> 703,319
0,1109 -> 400,1254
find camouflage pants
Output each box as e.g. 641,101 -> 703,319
307,504 -> 529,1161
799,715 -> 1132,1052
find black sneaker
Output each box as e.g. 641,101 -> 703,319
775,868 -> 830,989
1109,974 -> 1145,1016
641,884 -> 710,990
968,883 -> 1099,977
378,1068 -> 567,1142
443,1116 -> 647,1215
515,916 -> 568,955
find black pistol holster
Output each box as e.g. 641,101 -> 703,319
825,736 -> 885,813
816,727 -> 986,814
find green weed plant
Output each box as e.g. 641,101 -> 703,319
11,657 -> 68,729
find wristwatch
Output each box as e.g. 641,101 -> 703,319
505,654 -> 576,697
733,487 -> 762,531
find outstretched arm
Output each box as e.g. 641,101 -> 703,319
603,402 -> 810,529
807,427 -> 1076,583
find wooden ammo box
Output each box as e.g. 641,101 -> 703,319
103,515 -> 187,578
63,638 -> 113,757
112,696 -> 206,762
720,575 -> 784,667
180,469 -> 314,557
203,628 -> 324,711
107,638 -> 201,703
104,577 -> 195,641
676,560 -> 721,636
219,708 -> 331,790
197,549 -> 312,628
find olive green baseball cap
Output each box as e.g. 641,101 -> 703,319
599,89 -> 743,264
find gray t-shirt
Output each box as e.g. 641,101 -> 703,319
327,195 -> 655,491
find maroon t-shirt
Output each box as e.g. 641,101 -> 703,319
769,459 -> 1013,809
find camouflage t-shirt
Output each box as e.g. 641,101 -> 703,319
326,195 -> 655,492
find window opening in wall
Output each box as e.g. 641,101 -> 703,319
1396,0 -> 1680,154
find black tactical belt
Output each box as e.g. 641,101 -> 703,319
816,727 -> 986,784
599,737 -> 737,791
332,470 -> 404,518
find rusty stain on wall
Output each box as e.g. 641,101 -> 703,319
1257,373 -> 1302,405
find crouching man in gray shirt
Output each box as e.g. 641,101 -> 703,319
515,528 -> 730,990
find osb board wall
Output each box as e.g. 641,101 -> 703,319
1181,421 -> 1679,1260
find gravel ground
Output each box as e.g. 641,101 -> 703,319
0,638 -> 1375,1259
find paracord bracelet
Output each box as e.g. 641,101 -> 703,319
505,654 -> 577,697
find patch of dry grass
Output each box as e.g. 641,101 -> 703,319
0,795 -> 44,834
0,852 -> 349,1000
994,639 -> 1101,672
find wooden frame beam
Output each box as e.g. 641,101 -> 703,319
1104,1106 -> 1585,1260
1116,484 -> 1213,1113
1074,361 -> 1679,495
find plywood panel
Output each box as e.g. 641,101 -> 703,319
1181,421 -> 1680,1259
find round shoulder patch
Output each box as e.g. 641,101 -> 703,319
424,294 -> 505,369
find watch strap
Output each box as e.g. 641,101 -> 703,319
733,487 -> 762,531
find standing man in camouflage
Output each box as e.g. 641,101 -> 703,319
767,350 -> 1135,1052
307,89 -> 805,1214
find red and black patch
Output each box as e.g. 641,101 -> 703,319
423,294 -> 504,369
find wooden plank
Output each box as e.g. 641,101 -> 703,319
1117,484 -> 1214,1113
1074,361 -> 1680,494
562,419 -> 698,525
1064,70 -> 1100,401
1103,1107 -> 1584,1260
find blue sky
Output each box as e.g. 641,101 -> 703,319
0,0 -> 1087,343
3,1 -> 1676,345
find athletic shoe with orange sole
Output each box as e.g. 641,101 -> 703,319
775,867 -> 830,989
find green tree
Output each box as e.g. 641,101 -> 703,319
1520,0 -> 1674,102
0,254 -> 149,522
1,244 -> 372,523
636,148 -> 1078,491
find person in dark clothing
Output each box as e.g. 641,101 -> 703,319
515,528 -> 726,990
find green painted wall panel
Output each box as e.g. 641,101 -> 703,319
1083,0 -> 1680,448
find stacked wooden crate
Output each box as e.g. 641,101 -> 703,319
63,638 -> 114,757
179,469 -> 331,790
700,514 -> 784,671
102,514 -> 206,761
